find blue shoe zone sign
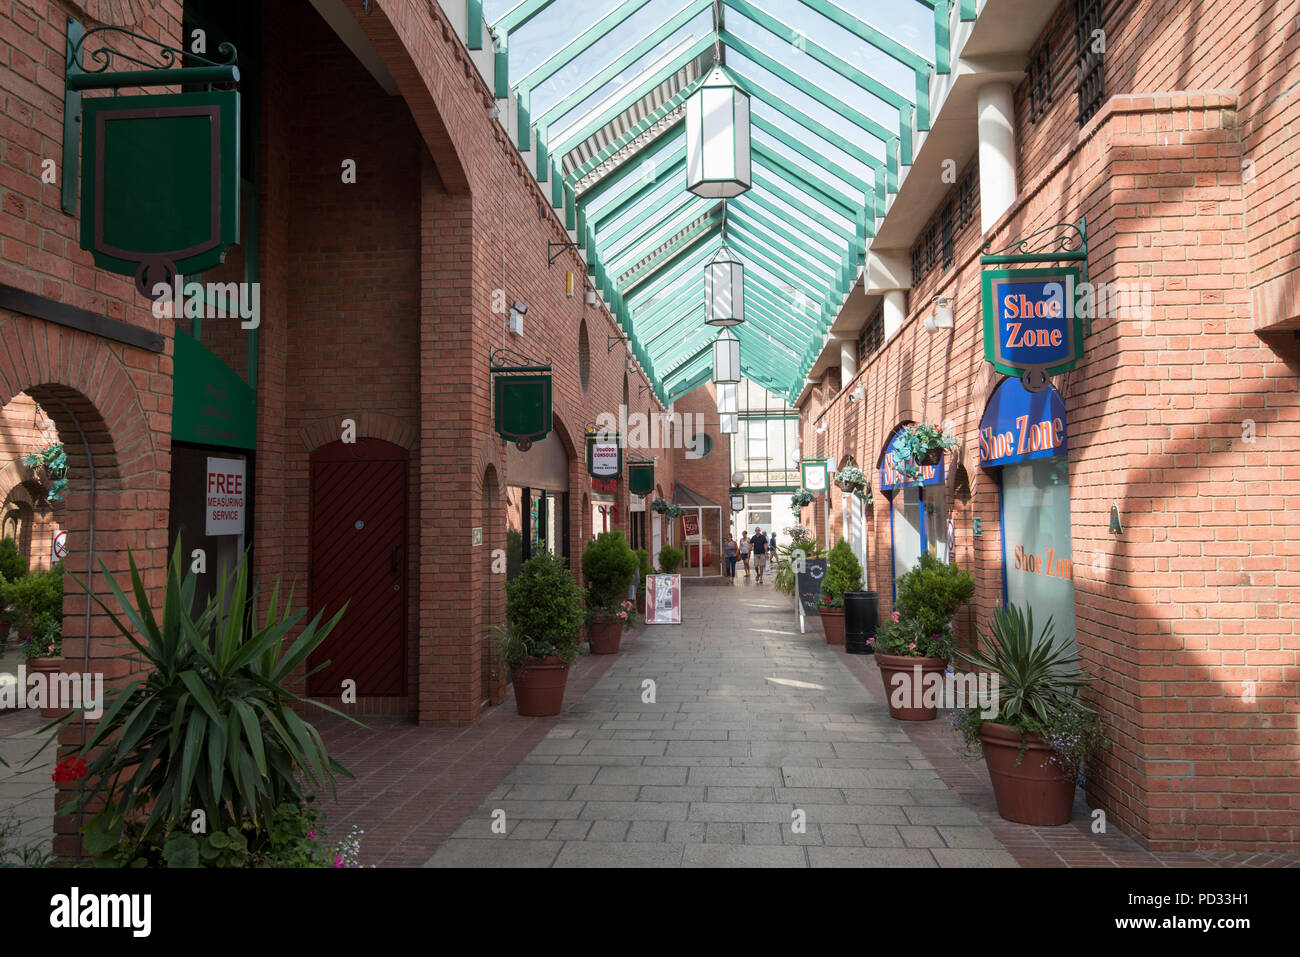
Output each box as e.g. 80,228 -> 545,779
981,266 -> 1085,389
978,377 -> 1068,470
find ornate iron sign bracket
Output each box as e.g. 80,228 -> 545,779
62,18 -> 241,215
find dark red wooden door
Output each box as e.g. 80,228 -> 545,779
308,439 -> 408,697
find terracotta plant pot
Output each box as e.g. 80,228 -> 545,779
817,605 -> 845,645
979,721 -> 1077,825
874,653 -> 949,721
510,656 -> 570,717
588,615 -> 624,655
25,657 -> 64,718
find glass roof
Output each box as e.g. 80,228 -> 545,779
486,0 -> 956,403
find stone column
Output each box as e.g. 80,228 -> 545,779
977,81 -> 1018,233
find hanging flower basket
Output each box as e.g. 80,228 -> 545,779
790,490 -> 816,509
833,464 -> 868,494
890,424 -> 956,485
854,486 -> 874,507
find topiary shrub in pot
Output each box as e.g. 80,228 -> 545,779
657,544 -> 684,574
499,552 -> 585,716
6,561 -> 64,674
818,539 -> 863,646
870,553 -> 974,720
953,604 -> 1104,826
581,530 -> 639,655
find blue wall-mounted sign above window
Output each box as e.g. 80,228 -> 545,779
979,377 -> 1068,470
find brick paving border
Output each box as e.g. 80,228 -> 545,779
832,625 -> 1300,868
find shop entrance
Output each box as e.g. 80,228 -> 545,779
307,439 -> 408,697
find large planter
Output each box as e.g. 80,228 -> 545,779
510,656 -> 570,717
25,657 -> 63,718
817,605 -> 845,645
588,615 -> 624,655
874,653 -> 949,721
979,721 -> 1077,825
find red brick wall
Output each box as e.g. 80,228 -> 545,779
1,0 -> 181,860
801,0 -> 1300,851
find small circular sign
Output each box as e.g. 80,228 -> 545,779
52,530 -> 68,561
354,520 -> 364,531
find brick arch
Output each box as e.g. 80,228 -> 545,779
472,434 -> 505,492
297,413 -> 418,453
354,0 -> 472,193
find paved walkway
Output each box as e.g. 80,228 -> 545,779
426,579 -> 1016,867
0,638 -> 55,863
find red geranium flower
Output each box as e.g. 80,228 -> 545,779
52,757 -> 88,783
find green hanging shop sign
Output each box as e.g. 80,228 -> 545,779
172,330 -> 256,449
627,462 -> 655,496
80,91 -> 240,296
491,348 -> 553,450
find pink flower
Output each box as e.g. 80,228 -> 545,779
333,856 -> 345,868
890,611 -> 900,622
307,830 -> 317,839
908,642 -> 917,651
866,636 -> 875,644
617,611 -> 627,620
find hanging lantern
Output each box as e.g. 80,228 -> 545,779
712,328 -> 740,383
719,414 -> 739,434
716,382 -> 737,415
704,246 -> 744,327
686,67 -> 752,198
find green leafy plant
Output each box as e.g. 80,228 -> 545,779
0,813 -> 51,867
819,539 -> 863,608
581,530 -> 638,618
4,561 -> 63,642
21,618 -> 61,660
23,442 -> 67,502
0,537 -> 27,583
790,490 -> 815,508
55,540 -> 356,865
772,532 -> 826,597
893,552 -> 974,639
656,544 -> 684,574
871,614 -> 953,659
953,604 -> 1105,778
501,552 -> 585,672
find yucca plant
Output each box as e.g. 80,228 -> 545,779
957,603 -> 1090,727
54,541 -> 357,861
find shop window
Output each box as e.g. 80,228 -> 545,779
980,377 -> 1075,653
858,306 -> 883,363
940,200 -> 955,270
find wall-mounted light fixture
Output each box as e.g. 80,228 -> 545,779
585,289 -> 598,306
508,300 -> 527,336
924,296 -> 955,333
848,386 -> 865,402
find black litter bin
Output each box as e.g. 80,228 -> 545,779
844,590 -> 879,654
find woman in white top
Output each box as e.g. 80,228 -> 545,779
738,531 -> 751,579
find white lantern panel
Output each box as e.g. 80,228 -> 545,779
686,71 -> 752,199
705,261 -> 744,326
716,382 -> 738,414
712,330 -> 741,384
719,413 -> 739,434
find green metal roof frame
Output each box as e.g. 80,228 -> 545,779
490,0 -> 953,401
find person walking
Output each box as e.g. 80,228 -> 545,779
751,527 -> 769,583
723,534 -> 738,582
738,530 -> 751,579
